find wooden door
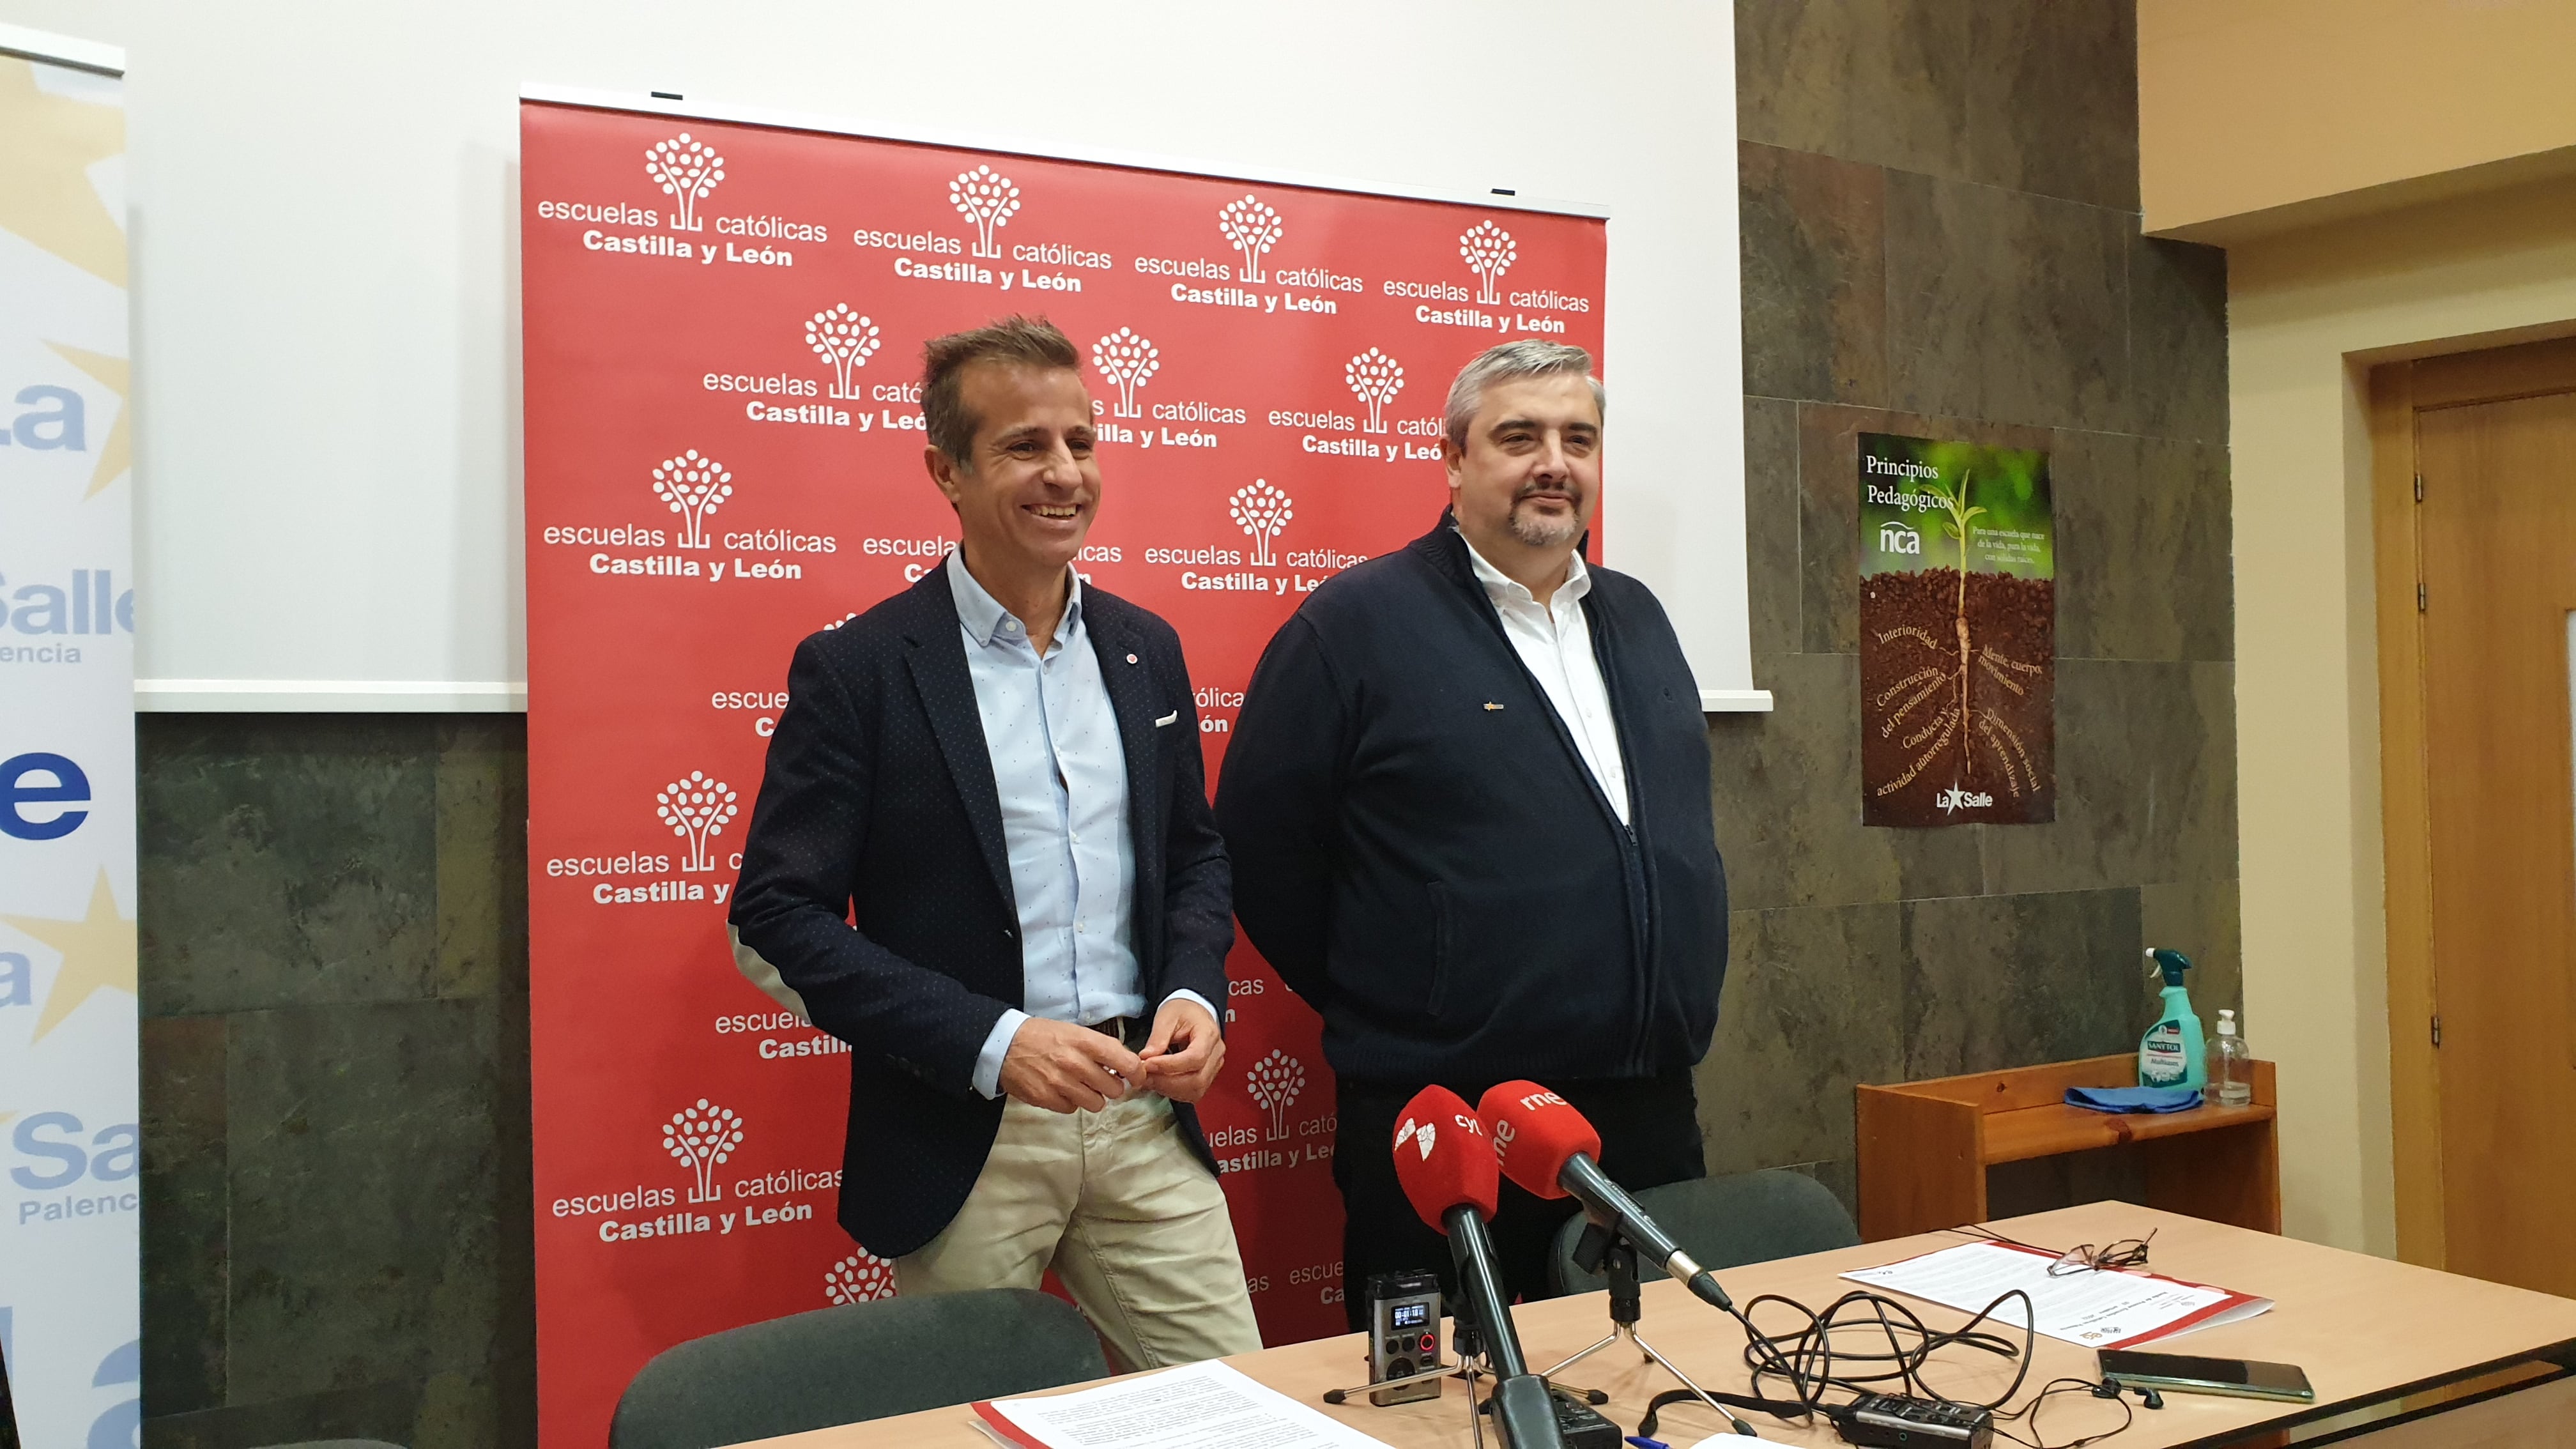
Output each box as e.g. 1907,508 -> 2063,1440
2414,369 -> 2576,1296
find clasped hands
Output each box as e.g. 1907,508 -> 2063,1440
997,997 -> 1225,1114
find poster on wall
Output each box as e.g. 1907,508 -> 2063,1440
1857,433 -> 2054,826
519,93 -> 1606,1446
0,31 -> 141,1448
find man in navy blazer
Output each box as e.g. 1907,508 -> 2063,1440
730,316 -> 1259,1369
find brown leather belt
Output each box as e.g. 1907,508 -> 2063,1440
1086,1016 -> 1148,1051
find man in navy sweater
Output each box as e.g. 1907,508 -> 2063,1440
1216,341 -> 1726,1319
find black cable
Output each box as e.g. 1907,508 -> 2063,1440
1989,1377 -> 2136,1449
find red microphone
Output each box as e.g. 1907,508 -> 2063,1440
1478,1081 -> 1736,1312
1390,1085 -> 1498,1231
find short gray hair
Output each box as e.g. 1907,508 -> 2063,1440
1443,341 -> 1605,451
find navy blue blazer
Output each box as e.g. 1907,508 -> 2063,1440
729,564 -> 1233,1259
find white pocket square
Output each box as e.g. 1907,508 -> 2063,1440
1153,710 -> 1180,727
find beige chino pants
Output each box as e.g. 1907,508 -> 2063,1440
894,1092 -> 1262,1372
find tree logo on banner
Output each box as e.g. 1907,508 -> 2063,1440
650,449 -> 734,550
806,304 -> 882,400
1459,221 -> 1518,306
1346,349 -> 1406,434
1245,1048 -> 1307,1137
1217,195 -> 1284,284
662,1098 -> 744,1204
950,165 -> 1022,259
1229,481 -> 1294,568
656,770 -> 740,872
1091,328 -> 1160,419
824,1251 -> 899,1305
644,132 -> 726,232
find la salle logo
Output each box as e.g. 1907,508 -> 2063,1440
1935,783 -> 1995,813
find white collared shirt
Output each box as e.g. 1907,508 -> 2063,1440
1459,533 -> 1632,825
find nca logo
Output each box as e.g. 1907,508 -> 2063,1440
1217,195 -> 1285,284
656,770 -> 740,871
825,1250 -> 899,1305
1229,481 -> 1294,568
1245,1048 -> 1306,1135
951,165 -> 1022,259
1091,328 -> 1160,419
1459,222 -> 1517,306
1878,521 -> 1921,556
1936,784 -> 1995,814
806,304 -> 882,400
651,449 -> 733,549
1346,349 -> 1406,434
645,132 -> 726,232
663,1097 -> 744,1204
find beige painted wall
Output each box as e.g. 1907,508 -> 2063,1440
2143,0 -> 2576,240
2233,173 -> 2576,1254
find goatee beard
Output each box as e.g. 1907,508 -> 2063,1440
1507,499 -> 1584,550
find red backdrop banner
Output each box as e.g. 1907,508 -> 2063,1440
519,98 -> 1606,1446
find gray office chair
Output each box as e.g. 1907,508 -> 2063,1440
1548,1169 -> 1861,1296
609,1288 -> 1109,1449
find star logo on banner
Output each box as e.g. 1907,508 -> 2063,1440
0,57 -> 127,286
45,341 -> 130,497
4,870 -> 138,1042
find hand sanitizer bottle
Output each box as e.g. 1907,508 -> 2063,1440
2211,1009 -> 2253,1107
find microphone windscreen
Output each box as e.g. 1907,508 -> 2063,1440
1476,1080 -> 1601,1200
1391,1085 -> 1499,1232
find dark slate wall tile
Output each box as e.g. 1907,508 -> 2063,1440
1981,661 -> 2235,895
1740,142 -> 1886,404
2053,432 -> 2233,663
1798,403 -> 2055,655
1736,0 -> 2133,210
1965,0 -> 2139,211
1698,903 -> 1906,1177
2129,236 -> 2230,445
1744,395 -> 1803,657
224,998 -> 506,1404
434,716 -> 528,1001
144,1379 -> 420,1449
1901,888 -> 2143,1080
1885,172 -> 2129,434
139,716 -> 439,1016
1710,654 -> 1986,912
141,1015 -> 227,1416
1736,0 -> 1973,181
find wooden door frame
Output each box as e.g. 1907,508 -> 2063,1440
2370,334 -> 2576,1269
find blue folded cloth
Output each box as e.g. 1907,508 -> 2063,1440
2064,1085 -> 2203,1114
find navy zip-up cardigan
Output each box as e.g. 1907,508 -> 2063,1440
1215,514 -> 1726,1089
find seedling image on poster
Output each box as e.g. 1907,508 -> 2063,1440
1857,433 -> 2055,826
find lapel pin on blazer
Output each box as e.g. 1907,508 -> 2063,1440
1154,710 -> 1180,727
1126,653 -> 1139,664
1483,702 -> 1505,711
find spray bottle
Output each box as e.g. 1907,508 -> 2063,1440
2137,948 -> 2207,1091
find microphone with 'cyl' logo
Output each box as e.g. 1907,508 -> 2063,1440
1476,1081 -> 1738,1314
1390,1086 -> 1566,1448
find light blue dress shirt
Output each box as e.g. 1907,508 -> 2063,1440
948,551 -> 1212,1099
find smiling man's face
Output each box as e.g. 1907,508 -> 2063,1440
930,362 -> 1101,577
1445,372 -> 1602,558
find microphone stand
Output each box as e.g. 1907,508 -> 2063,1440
1544,1223 -> 1756,1438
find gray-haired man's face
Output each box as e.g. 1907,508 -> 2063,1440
1444,373 -> 1602,553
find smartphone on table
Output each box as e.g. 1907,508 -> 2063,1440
2098,1349 -> 2315,1402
